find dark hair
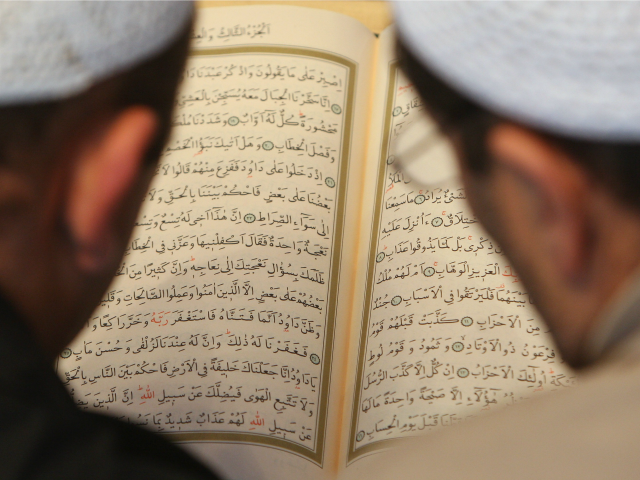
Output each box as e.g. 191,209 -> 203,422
397,36 -> 640,210
0,18 -> 192,176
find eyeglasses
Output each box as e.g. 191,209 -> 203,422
389,108 -> 461,188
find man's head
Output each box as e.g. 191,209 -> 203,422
395,2 -> 640,368
0,2 -> 192,359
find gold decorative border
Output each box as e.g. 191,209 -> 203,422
347,60 -> 399,463
161,45 -> 358,466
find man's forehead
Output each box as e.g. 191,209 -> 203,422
394,2 -> 640,142
0,1 -> 192,106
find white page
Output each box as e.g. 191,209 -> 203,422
339,25 -> 575,478
57,6 -> 376,480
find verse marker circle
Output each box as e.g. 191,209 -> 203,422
452,342 -> 464,352
61,348 -> 72,359
461,316 -> 473,327
376,252 -> 385,263
393,106 -> 402,116
391,295 -> 402,306
423,266 -> 435,277
262,140 -> 274,151
325,177 -> 336,188
356,431 -> 365,442
414,194 -> 425,205
431,217 -> 443,227
457,367 -> 470,378
244,213 -> 256,223
386,155 -> 396,165
228,116 -> 239,126
331,104 -> 342,114
310,353 -> 320,365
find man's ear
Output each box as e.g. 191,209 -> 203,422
67,106 -> 158,273
486,123 -> 591,281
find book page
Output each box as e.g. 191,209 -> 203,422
56,6 -> 375,480
338,26 -> 576,475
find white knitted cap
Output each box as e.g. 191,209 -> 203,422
0,1 -> 193,105
394,1 -> 640,141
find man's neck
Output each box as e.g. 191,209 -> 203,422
583,266 -> 640,365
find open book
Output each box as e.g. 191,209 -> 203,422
56,6 -> 575,480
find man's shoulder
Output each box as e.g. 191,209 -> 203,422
355,358 -> 640,479
0,295 -> 222,480
75,409 -> 223,480
0,392 -> 222,480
